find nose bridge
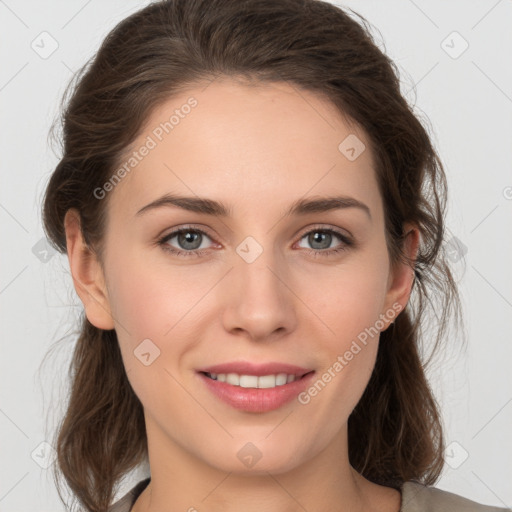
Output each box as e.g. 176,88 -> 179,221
235,235 -> 285,303
222,235 -> 296,339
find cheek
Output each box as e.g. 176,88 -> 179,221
106,248 -> 214,342
105,253 -> 212,412
318,255 -> 390,344
307,247 -> 389,395
298,265 -> 387,431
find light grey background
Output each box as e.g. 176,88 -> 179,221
1,0 -> 511,510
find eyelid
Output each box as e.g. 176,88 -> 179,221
157,222 -> 355,259
159,223 -> 353,246
158,223 -> 219,244
294,223 -> 353,242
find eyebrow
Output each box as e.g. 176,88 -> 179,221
135,193 -> 371,219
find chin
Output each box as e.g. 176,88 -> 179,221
199,438 -> 311,476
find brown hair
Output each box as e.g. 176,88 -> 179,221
41,0 -> 462,510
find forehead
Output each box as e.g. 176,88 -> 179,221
106,77 -> 381,222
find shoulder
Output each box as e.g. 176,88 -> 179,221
401,481 -> 511,512
109,477 -> 151,512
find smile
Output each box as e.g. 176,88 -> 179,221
203,372 -> 298,388
197,370 -> 316,413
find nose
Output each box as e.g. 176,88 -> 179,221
221,247 -> 297,342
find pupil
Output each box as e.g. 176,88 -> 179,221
180,231 -> 200,249
311,231 -> 330,249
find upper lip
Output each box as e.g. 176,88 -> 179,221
196,361 -> 314,378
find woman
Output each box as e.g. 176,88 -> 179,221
41,0 -> 509,511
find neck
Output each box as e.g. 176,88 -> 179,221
132,416 -> 401,512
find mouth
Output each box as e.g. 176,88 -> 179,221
199,370 -> 314,389
196,365 -> 316,413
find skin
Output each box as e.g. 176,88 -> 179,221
64,77 -> 419,512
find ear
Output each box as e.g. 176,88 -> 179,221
381,222 -> 420,330
64,209 -> 115,330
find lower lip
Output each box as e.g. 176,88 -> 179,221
197,371 -> 316,413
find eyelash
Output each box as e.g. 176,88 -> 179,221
157,224 -> 354,259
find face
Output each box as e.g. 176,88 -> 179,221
69,77 -> 413,476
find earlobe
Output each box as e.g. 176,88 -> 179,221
381,223 -> 420,330
64,209 -> 115,330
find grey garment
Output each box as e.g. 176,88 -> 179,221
109,478 -> 150,512
400,482 -> 510,512
108,478 -> 511,512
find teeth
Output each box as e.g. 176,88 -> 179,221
206,372 -> 298,389
239,375 -> 258,388
259,374 -> 278,388
226,373 -> 240,385
276,374 -> 288,386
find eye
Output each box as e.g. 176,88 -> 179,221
157,224 -> 354,258
158,226 -> 215,258
295,226 -> 353,257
